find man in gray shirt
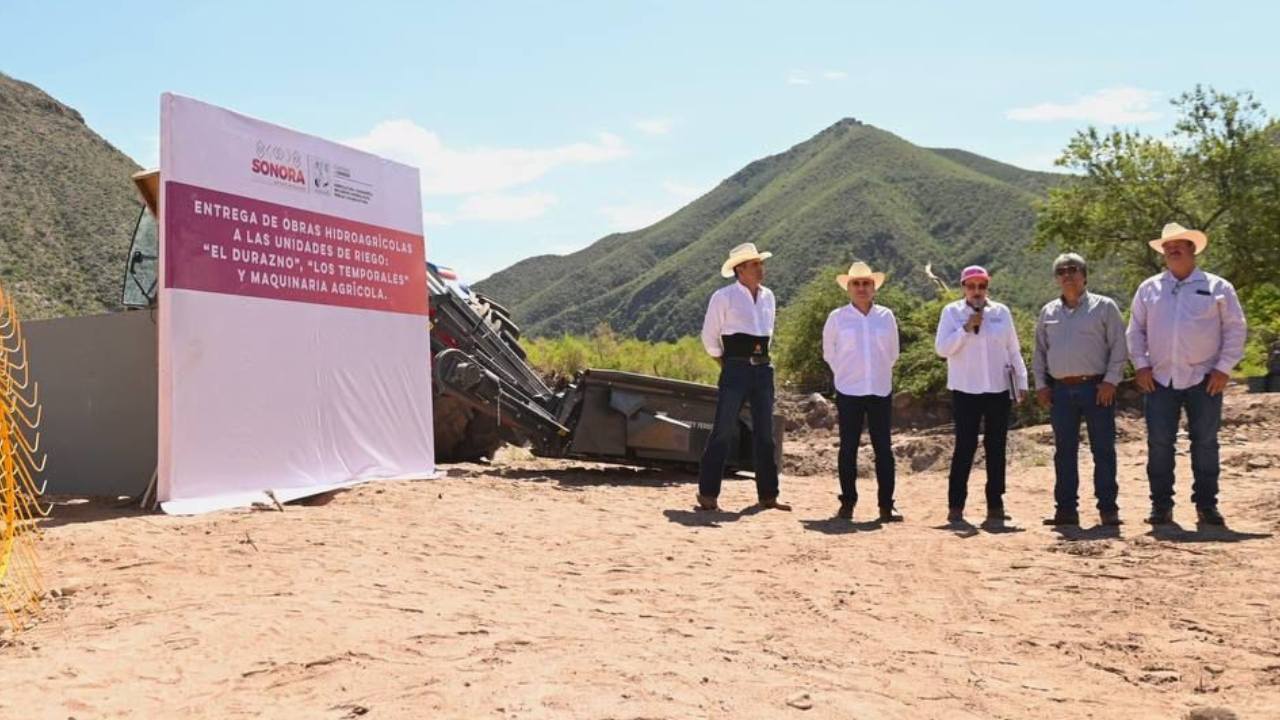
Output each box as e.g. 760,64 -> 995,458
1033,253 -> 1128,527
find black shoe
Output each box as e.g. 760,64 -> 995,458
1146,507 -> 1173,525
1099,510 -> 1123,526
695,494 -> 720,512
947,507 -> 964,523
1042,510 -> 1080,526
1196,506 -> 1226,526
986,505 -> 1011,523
836,500 -> 854,520
879,506 -> 904,523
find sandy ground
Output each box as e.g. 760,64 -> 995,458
2,389 -> 1279,719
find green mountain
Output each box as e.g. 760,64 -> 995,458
0,71 -> 141,318
475,119 -> 1068,340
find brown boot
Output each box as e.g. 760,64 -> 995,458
695,494 -> 720,512
947,507 -> 964,523
759,497 -> 792,512
879,506 -> 904,523
836,499 -> 854,520
1196,506 -> 1225,526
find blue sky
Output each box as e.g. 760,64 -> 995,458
4,1 -> 1279,280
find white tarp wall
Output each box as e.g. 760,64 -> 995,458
158,94 -> 434,514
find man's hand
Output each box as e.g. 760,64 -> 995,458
1096,381 -> 1116,407
1015,390 -> 1027,405
1135,367 -> 1155,394
1206,369 -> 1230,396
964,312 -> 984,333
1036,387 -> 1052,408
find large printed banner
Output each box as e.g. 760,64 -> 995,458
158,94 -> 435,514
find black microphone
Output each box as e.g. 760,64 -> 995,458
971,301 -> 986,334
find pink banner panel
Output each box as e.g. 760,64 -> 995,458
165,181 -> 427,315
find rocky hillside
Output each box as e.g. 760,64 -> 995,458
0,71 -> 142,318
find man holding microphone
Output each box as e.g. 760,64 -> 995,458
935,266 -> 1028,525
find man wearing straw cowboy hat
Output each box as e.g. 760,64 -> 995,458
696,242 -> 789,512
823,261 -> 903,523
1127,223 -> 1247,527
935,265 -> 1028,526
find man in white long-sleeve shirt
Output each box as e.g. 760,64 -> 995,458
822,261 -> 903,522
1127,223 -> 1247,527
935,265 -> 1028,525
696,243 -> 789,512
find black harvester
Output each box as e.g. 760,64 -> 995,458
426,264 -> 783,469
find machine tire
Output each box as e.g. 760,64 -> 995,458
433,392 -> 504,462
455,411 -> 503,461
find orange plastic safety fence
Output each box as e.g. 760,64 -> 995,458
0,286 -> 48,632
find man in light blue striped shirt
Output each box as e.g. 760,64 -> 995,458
1127,224 -> 1247,527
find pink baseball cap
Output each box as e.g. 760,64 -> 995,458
960,265 -> 990,284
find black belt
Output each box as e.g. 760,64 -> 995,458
721,333 -> 770,359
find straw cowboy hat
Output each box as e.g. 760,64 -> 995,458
720,242 -> 773,278
1149,222 -> 1208,255
835,261 -> 885,290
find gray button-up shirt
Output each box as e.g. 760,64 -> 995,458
1032,291 -> 1128,389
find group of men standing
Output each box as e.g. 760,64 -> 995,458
694,222 -> 1248,528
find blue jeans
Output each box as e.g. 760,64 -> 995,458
836,392 -> 895,509
1145,377 -> 1223,511
698,360 -> 779,501
1049,380 -> 1118,513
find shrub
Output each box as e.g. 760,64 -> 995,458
524,324 -> 720,385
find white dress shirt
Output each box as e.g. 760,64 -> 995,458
1126,268 -> 1247,390
822,303 -> 899,396
700,282 -> 776,357
934,298 -> 1029,394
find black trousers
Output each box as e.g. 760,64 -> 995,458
947,390 -> 1011,510
835,392 -> 895,509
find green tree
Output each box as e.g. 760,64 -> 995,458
1036,85 -> 1280,290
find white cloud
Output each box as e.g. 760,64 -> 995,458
823,70 -> 848,80
457,192 -> 558,222
787,71 -> 812,86
346,120 -> 629,195
598,179 -> 709,231
1006,87 -> 1162,124
634,117 -> 674,135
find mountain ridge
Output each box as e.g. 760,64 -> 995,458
475,118 -> 1066,340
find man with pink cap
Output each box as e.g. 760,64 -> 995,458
935,265 -> 1028,525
